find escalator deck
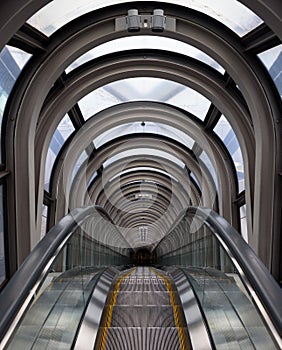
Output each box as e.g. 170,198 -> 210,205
95,266 -> 191,350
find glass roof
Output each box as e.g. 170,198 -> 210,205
199,150 -> 218,190
214,115 -> 245,192
78,77 -> 211,121
71,150 -> 88,182
258,44 -> 282,99
66,36 -> 224,74
94,122 -> 195,149
5,46 -> 32,69
103,148 -> 186,169
27,0 -> 262,37
0,46 -> 31,163
45,114 -> 75,191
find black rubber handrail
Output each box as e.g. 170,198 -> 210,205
184,207 -> 282,340
0,206 -> 131,345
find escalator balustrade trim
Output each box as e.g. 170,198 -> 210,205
99,268 -> 136,350
151,268 -> 188,350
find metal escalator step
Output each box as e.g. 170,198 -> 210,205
107,306 -> 186,327
100,326 -> 186,350
110,291 -> 175,306
114,276 -> 176,293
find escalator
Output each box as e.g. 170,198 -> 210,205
95,266 -> 191,350
5,267 -> 105,350
0,206 -> 281,349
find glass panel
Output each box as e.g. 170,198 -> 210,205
27,0 -> 262,37
0,46 -> 31,163
71,150 -> 88,181
214,115 -> 245,192
240,204 -> 248,243
190,171 -> 200,188
6,211 -> 131,349
156,212 -> 277,349
79,77 -> 211,121
199,150 -> 218,190
0,185 -> 5,285
45,114 -> 75,190
94,121 -> 194,149
104,148 -> 186,169
258,44 -> 282,99
66,36 -> 224,74
78,85 -> 121,119
167,85 -> 210,120
41,205 -> 48,239
88,171 -> 98,187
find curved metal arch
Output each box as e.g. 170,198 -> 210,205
88,168 -> 196,226
37,51 -> 254,205
69,142 -> 210,214
54,102 -> 238,224
2,1 -> 280,271
89,167 -> 194,213
89,169 -> 198,213
88,156 -> 196,213
109,199 -> 175,230
68,133 -> 212,209
96,172 -> 180,206
0,1 -> 281,54
106,180 -> 174,214
6,9 -> 255,239
116,206 -> 173,232
98,174 -> 189,217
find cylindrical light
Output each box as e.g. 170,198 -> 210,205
126,9 -> 141,32
151,9 -> 166,32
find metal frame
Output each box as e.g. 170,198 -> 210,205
0,206 -> 127,349
0,1 -> 280,281
73,267 -> 118,350
156,206 -> 282,346
169,267 -> 213,350
51,101 -> 239,227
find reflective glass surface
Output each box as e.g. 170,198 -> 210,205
0,46 -> 31,163
199,150 -> 218,190
103,148 -> 186,169
27,0 -> 262,37
240,204 -> 248,242
109,166 -> 178,183
41,205 -> 48,239
79,77 -> 211,121
94,122 -> 194,149
214,115 -> 244,192
258,44 -> 282,99
0,185 -> 5,285
45,115 -> 75,191
88,171 -> 98,187
190,171 -> 200,188
71,150 -> 88,181
6,211 -> 131,350
157,211 -> 277,349
66,36 -> 224,74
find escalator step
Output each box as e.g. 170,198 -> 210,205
105,306 -> 186,327
99,326 -> 187,350
109,291 -> 175,306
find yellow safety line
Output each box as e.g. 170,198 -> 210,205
99,268 -> 136,350
151,268 -> 187,350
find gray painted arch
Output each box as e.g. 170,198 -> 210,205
53,102 -> 235,223
1,1 -> 280,275
68,133 -> 214,209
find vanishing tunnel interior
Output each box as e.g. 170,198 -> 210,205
0,1 -> 281,349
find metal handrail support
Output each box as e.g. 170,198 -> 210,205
0,206 -> 131,349
185,207 -> 282,345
